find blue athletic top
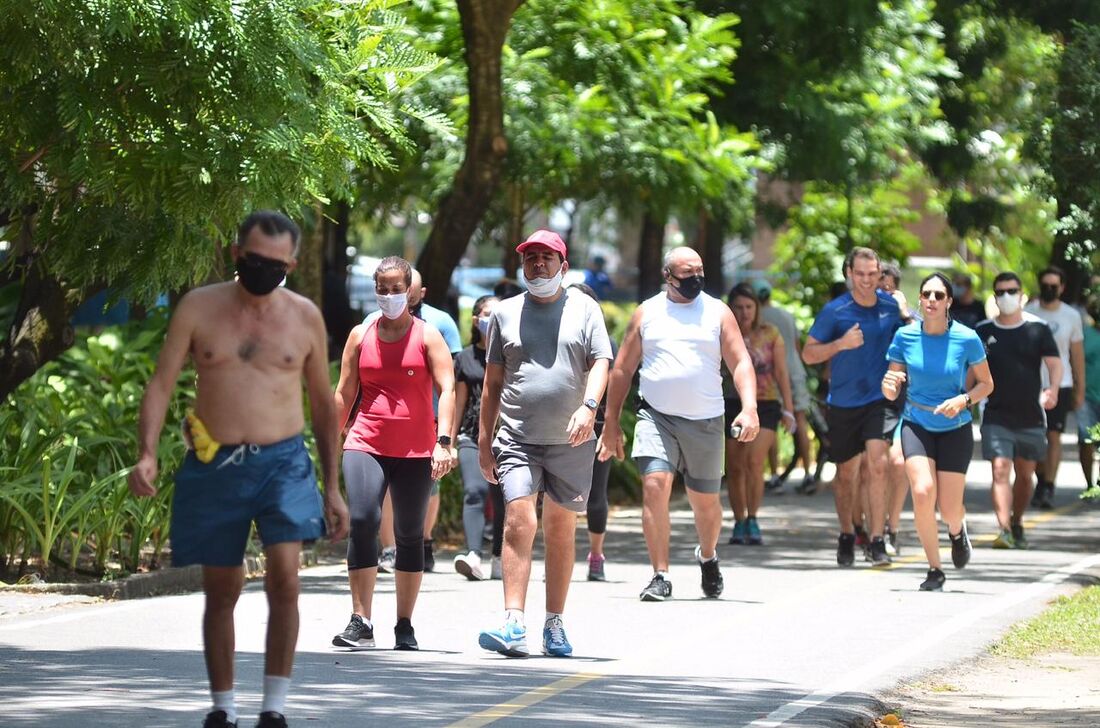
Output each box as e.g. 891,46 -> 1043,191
886,321 -> 987,432
808,291 -> 903,408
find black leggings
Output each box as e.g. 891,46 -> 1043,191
587,456 -> 610,534
343,450 -> 432,571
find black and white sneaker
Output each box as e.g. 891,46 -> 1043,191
695,545 -> 724,598
394,617 -> 418,651
950,522 -> 972,569
919,568 -> 946,592
204,711 -> 237,728
868,537 -> 891,568
332,613 -> 375,649
837,533 -> 856,567
639,573 -> 672,602
255,712 -> 287,728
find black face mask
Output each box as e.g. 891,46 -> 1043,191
670,273 -> 705,301
1039,284 -> 1060,303
236,253 -> 288,296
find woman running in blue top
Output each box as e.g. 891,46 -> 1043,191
882,272 -> 994,591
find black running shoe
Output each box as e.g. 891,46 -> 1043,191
423,540 -> 436,572
332,613 -> 374,649
1011,522 -> 1029,550
950,523 -> 972,569
1038,483 -> 1055,510
868,537 -> 891,568
837,533 -> 856,567
204,711 -> 237,728
695,545 -> 724,598
639,573 -> 673,601
394,617 -> 419,651
255,712 -> 287,728
919,568 -> 946,592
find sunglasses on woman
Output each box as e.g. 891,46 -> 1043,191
919,290 -> 948,301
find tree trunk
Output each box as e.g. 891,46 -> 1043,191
322,202 -> 356,360
502,182 -> 524,279
637,211 -> 667,301
695,208 -> 726,296
417,0 -> 525,307
0,256 -> 87,399
295,203 -> 324,310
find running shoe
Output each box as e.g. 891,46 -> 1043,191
587,553 -> 606,582
454,550 -> 485,581
765,475 -> 784,492
639,573 -> 673,602
992,529 -> 1016,549
490,555 -> 503,580
728,520 -> 746,545
1011,523 -> 1029,550
423,540 -> 436,572
746,517 -> 763,545
919,568 -> 946,592
542,615 -> 573,657
884,527 -> 898,557
203,711 -> 236,728
854,525 -> 870,548
836,533 -> 856,567
1038,483 -> 1055,510
332,614 -> 374,649
378,546 -> 396,574
950,523 -> 971,569
796,475 -> 818,495
695,545 -> 724,598
869,537 -> 891,567
394,617 -> 418,651
256,712 -> 287,728
1081,485 -> 1100,501
478,619 -> 529,657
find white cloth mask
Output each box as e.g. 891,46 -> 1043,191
376,292 -> 408,319
995,292 -> 1021,315
525,270 -> 563,298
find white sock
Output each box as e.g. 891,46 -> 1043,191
544,612 -> 562,626
505,609 -> 525,626
261,675 -> 290,716
211,689 -> 236,724
656,571 -> 671,580
697,549 -> 717,563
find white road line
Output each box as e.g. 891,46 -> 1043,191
0,599 -> 151,633
746,552 -> 1100,728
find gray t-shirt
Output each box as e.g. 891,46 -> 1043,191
761,303 -> 806,383
487,288 -> 613,444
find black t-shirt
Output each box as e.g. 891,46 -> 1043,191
454,344 -> 487,440
975,316 -> 1059,429
952,300 -> 987,330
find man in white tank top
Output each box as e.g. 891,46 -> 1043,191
599,247 -> 759,601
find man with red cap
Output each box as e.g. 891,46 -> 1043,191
477,229 -> 613,658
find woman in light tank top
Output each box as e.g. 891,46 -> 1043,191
331,257 -> 455,651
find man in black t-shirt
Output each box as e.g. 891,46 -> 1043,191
975,272 -> 1062,549
952,272 -> 988,330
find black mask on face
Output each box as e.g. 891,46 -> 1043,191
236,252 -> 288,296
1040,283 -> 1060,303
670,273 -> 705,301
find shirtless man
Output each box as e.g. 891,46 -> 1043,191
129,210 -> 350,728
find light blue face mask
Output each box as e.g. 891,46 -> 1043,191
477,316 -> 491,337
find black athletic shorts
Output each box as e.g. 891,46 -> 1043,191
825,400 -> 899,463
1045,386 -> 1076,433
725,398 -> 781,434
900,421 -> 974,474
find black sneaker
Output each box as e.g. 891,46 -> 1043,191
837,533 -> 856,567
950,522 -> 972,569
1030,481 -> 1044,507
1011,522 -> 1029,550
868,537 -> 891,567
639,573 -> 672,602
394,617 -> 418,651
255,713 -> 287,728
919,568 -> 946,592
423,540 -> 435,572
695,545 -> 724,598
332,613 -> 374,649
204,711 -> 237,728
1038,483 -> 1055,510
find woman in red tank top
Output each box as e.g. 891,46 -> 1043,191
331,257 -> 455,650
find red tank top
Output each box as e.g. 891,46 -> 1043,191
344,318 -> 434,458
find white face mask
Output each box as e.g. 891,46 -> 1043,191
525,270 -> 563,298
995,292 -> 1021,315
376,292 -> 408,319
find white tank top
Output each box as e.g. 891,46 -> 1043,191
638,291 -> 726,420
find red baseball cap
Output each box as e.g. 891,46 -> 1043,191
516,229 -> 567,259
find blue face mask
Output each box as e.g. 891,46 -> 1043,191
477,316 -> 491,337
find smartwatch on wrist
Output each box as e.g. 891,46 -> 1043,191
963,393 -> 972,407
437,435 -> 452,447
583,398 -> 598,411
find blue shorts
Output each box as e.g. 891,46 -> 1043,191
171,435 -> 325,567
1079,399 -> 1099,444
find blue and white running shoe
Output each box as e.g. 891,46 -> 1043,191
542,615 -> 573,657
478,620 -> 529,657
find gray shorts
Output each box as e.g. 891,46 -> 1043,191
792,370 -> 811,412
491,432 -> 594,513
631,406 -> 724,493
981,424 -> 1047,463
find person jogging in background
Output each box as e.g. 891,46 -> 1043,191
1079,296 -> 1100,500
882,272 -> 993,591
803,247 -> 904,568
976,272 -> 1062,549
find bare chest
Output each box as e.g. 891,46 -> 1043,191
192,316 -> 309,372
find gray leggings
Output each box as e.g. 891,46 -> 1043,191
458,440 -> 504,556
343,450 -> 432,572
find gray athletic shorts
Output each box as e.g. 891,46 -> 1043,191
792,369 -> 811,412
492,431 -> 594,513
631,406 -> 724,493
980,424 -> 1046,463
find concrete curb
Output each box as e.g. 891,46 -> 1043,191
0,548 -> 320,600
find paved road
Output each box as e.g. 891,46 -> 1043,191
2,441 -> 1098,727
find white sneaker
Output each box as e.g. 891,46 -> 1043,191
454,551 -> 485,581
490,556 -> 503,580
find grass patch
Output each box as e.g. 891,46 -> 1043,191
926,683 -> 960,693
992,585 -> 1100,659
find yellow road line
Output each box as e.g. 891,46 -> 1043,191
446,671 -> 602,728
